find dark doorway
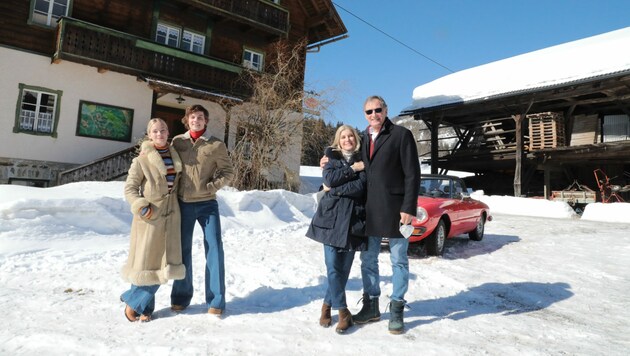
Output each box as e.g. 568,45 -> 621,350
153,105 -> 187,137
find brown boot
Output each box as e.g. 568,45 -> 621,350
319,303 -> 332,327
335,308 -> 353,334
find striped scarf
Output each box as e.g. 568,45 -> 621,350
155,145 -> 176,192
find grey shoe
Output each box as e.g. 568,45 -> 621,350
353,293 -> 380,324
388,300 -> 405,334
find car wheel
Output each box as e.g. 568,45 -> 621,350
469,214 -> 485,241
426,219 -> 446,256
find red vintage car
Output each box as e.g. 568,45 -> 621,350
404,174 -> 492,256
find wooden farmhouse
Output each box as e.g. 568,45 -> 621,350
402,27 -> 630,203
0,0 -> 346,188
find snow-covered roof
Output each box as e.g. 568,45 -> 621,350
404,27 -> 630,112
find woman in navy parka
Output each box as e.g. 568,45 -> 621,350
306,125 -> 367,334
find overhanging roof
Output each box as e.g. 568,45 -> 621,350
403,27 -> 630,115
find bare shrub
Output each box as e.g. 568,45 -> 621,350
229,39 -> 308,191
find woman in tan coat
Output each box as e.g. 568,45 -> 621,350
120,118 -> 185,322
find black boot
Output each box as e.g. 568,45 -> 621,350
353,293 -> 380,324
388,300 -> 405,334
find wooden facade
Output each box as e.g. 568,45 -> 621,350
0,0 -> 347,186
403,67 -> 630,201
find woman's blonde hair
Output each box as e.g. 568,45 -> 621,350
146,118 -> 168,137
134,118 -> 168,152
331,124 -> 361,153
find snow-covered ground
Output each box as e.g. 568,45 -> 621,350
1,168 -> 629,355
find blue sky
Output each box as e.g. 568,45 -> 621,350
304,0 -> 630,129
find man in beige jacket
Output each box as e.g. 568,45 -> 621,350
170,105 -> 234,317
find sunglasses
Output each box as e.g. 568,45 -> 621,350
364,107 -> 383,115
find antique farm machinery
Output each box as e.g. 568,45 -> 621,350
593,169 -> 630,203
551,180 -> 596,214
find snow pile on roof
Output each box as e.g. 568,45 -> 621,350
405,27 -> 630,112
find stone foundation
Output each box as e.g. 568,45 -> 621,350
0,158 -> 76,187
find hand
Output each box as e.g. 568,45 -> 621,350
400,212 -> 414,225
322,184 -> 331,192
319,155 -> 329,169
352,161 -> 364,172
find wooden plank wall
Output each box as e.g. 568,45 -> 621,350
0,0 -> 57,54
570,114 -> 599,146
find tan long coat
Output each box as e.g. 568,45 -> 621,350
121,141 -> 186,286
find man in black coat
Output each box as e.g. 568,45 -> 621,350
353,95 -> 420,334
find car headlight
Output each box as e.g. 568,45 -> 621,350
415,206 -> 428,224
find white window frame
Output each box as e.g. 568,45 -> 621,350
15,84 -> 61,137
31,0 -> 70,27
243,49 -> 264,71
156,22 -> 180,48
156,22 -> 208,55
182,30 -> 205,54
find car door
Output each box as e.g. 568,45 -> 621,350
444,178 -> 470,236
455,178 -> 481,231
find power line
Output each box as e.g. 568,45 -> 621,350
333,2 -> 454,73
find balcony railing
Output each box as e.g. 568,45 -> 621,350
53,17 -> 251,98
192,0 -> 289,35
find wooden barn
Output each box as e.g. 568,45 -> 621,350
0,0 -> 346,188
402,27 -> 630,204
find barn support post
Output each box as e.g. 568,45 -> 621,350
429,115 -> 441,174
513,114 -> 524,196
544,164 -> 551,199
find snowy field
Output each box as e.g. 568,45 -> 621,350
1,170 -> 629,355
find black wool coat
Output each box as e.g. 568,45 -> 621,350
306,147 -> 368,250
362,118 -> 421,238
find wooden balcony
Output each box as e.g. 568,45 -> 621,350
53,17 -> 251,99
184,0 -> 289,36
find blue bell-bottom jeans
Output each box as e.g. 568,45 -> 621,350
171,199 -> 226,310
359,236 -> 409,302
323,245 -> 356,309
121,284 -> 160,315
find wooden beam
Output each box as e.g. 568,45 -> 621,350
513,114 -> 524,196
544,165 -> 551,199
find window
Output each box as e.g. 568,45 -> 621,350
156,23 -> 207,54
14,84 -> 61,137
31,0 -> 70,27
156,23 -> 180,47
603,115 -> 630,142
8,178 -> 49,188
243,49 -> 264,71
453,179 -> 465,199
182,30 -> 205,54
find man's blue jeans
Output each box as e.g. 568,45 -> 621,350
121,284 -> 160,315
360,236 -> 409,302
323,245 -> 355,309
171,199 -> 226,310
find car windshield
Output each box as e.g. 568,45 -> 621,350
419,177 -> 465,199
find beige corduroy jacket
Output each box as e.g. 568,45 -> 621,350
172,130 -> 234,202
